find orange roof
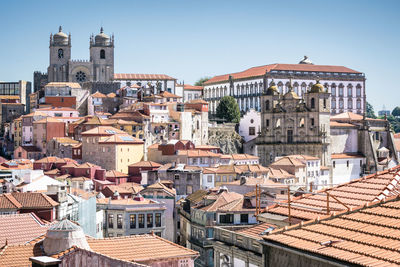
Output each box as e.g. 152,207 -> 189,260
107,92 -> 116,98
114,73 -> 176,80
45,82 -> 81,88
96,198 -> 154,205
105,170 -> 129,178
128,161 -> 161,168
264,195 -> 400,267
102,182 -> 144,195
0,243 -> 44,267
260,166 -> 400,221
0,193 -> 58,209
184,84 -> 203,91
0,213 -> 50,246
33,117 -> 63,124
157,91 -> 182,98
36,107 -> 77,112
331,153 -> 364,159
91,91 -> 107,98
143,181 -> 176,196
98,134 -> 144,144
231,154 -> 259,160
177,150 -> 221,158
204,63 -> 362,85
236,222 -> 276,239
87,234 -> 198,263
270,157 -> 305,167
81,126 -> 126,136
330,121 -> 357,128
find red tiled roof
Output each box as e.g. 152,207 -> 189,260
184,84 -> 203,91
331,153 -> 364,159
177,150 -> 221,158
236,222 -> 276,239
128,161 -> 161,168
114,73 -> 176,80
106,170 -> 129,178
260,166 -> 400,221
87,234 -> 198,263
157,91 -> 182,98
204,64 -> 362,85
91,91 -> 107,98
264,195 -> 400,267
0,243 -> 44,267
0,213 -> 50,246
9,192 -> 59,208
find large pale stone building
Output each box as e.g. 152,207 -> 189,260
203,56 -> 366,116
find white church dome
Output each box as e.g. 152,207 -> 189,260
53,26 -> 68,45
43,219 -> 91,255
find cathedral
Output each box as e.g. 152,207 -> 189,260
47,26 -> 114,83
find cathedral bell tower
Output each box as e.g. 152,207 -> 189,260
48,26 -> 71,82
89,27 -> 114,82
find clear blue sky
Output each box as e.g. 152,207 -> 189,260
0,0 -> 399,112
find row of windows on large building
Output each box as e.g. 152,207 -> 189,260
204,82 -> 363,99
108,213 -> 162,229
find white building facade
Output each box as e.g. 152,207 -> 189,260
239,109 -> 261,143
203,57 -> 366,116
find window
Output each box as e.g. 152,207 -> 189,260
100,49 -> 106,59
219,214 -> 233,224
249,127 -> 255,136
138,214 -> 144,228
311,118 -> 315,126
333,161 -> 336,168
311,98 -> 315,109
287,130 -> 293,143
265,100 -> 270,110
187,185 -> 193,194
222,176 -> 227,182
348,99 -> 353,109
347,160 -> 349,168
155,213 -> 161,227
348,87 -> 352,96
58,49 -> 64,59
323,99 -> 327,109
331,86 -> 336,96
339,86 -> 344,96
130,214 -> 136,228
147,214 -> 153,228
266,119 -> 270,127
240,214 -> 249,223
332,100 -> 336,109
357,100 -> 361,109
174,174 -> 179,180
356,87 -> 361,97
117,214 -> 123,229
108,214 -> 114,228
207,175 -> 212,182
187,174 -> 192,180
339,99 -> 344,109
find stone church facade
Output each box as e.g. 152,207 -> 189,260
256,81 -> 331,167
47,26 -> 114,84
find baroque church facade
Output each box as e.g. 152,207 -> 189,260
47,26 -> 114,83
256,81 -> 331,167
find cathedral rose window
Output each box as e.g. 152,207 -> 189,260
75,71 -> 87,82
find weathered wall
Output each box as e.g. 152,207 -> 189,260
208,123 -> 242,154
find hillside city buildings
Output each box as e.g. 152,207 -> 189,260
0,25 -> 399,267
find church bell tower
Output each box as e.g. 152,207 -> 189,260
48,26 -> 71,82
89,27 -> 114,82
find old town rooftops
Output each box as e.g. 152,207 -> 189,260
128,161 -> 162,168
183,84 -> 203,90
204,63 -> 362,85
235,222 -> 277,240
263,194 -> 400,267
98,134 -> 144,144
259,165 -> 400,222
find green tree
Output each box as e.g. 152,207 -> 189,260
194,76 -> 211,86
366,102 -> 376,119
216,96 -> 241,123
392,106 -> 400,117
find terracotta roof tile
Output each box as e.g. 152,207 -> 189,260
0,213 -> 50,246
263,195 -> 400,266
4,192 -> 59,209
0,243 -> 44,267
260,166 -> 400,221
87,234 -> 198,263
184,84 -> 203,91
236,222 -> 276,239
128,161 -> 161,168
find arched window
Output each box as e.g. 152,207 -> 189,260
301,83 -> 307,94
277,82 -> 283,93
311,98 -> 315,109
293,82 -> 299,95
58,49 -> 64,59
100,49 -> 106,59
339,84 -> 344,96
356,84 -> 362,97
356,99 -> 361,109
332,100 -> 336,109
331,84 -> 336,96
347,84 -> 353,97
348,99 -> 353,109
265,100 -> 270,110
